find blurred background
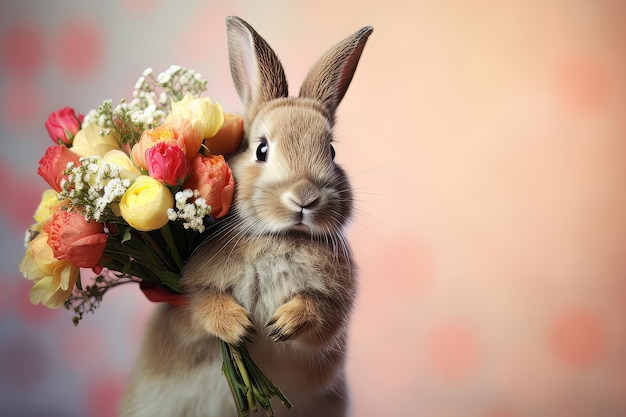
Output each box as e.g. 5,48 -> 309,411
2,0 -> 626,416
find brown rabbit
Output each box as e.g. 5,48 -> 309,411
121,16 -> 372,417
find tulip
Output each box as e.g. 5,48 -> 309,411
182,154 -> 234,218
120,175 -> 174,231
45,107 -> 84,146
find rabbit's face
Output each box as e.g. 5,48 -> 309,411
230,99 -> 353,238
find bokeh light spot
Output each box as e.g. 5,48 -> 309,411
426,319 -> 480,380
549,306 -> 606,368
554,53 -> 610,115
55,18 -> 105,79
85,374 -> 125,417
0,22 -> 45,76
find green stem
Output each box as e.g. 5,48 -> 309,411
139,231 -> 175,271
160,222 -> 183,271
232,346 -> 257,413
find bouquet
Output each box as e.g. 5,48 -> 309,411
18,65 -> 290,416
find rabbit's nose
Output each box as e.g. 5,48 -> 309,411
282,180 -> 322,211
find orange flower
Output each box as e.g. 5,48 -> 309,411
44,209 -> 108,269
132,117 -> 203,170
165,113 -> 204,159
182,154 -> 234,218
203,113 -> 244,156
131,125 -> 178,171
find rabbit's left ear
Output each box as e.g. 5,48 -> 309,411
299,26 -> 373,126
226,16 -> 289,124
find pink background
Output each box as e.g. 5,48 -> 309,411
2,1 -> 626,416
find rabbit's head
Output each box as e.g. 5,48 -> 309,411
225,16 -> 372,238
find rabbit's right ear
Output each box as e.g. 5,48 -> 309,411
226,16 -> 289,124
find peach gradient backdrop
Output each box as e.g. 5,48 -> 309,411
2,1 -> 626,416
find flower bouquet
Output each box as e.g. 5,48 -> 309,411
19,65 -> 290,416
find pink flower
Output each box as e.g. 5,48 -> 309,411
182,154 -> 234,218
45,107 -> 84,146
131,118 -> 203,170
44,209 -> 108,269
37,145 -> 82,192
146,142 -> 190,186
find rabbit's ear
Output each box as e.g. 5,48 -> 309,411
226,16 -> 289,124
299,26 -> 373,126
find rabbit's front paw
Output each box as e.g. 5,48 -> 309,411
195,292 -> 255,345
266,295 -> 320,342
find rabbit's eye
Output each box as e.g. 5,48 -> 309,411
256,138 -> 268,162
330,144 -> 336,161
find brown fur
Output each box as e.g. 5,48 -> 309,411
121,16 -> 372,417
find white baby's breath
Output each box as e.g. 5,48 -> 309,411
167,189 -> 211,232
60,156 -> 131,222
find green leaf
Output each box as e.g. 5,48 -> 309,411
121,227 -> 132,244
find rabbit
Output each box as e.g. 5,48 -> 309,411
121,16 -> 372,417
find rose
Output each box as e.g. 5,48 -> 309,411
169,93 -> 224,139
71,123 -> 121,157
44,209 -> 108,269
120,175 -> 174,231
203,113 -> 244,156
37,145 -> 82,192
18,232 -> 80,309
131,125 -> 177,171
131,118 -> 202,170
45,107 -> 84,146
146,142 -> 190,186
183,154 -> 234,218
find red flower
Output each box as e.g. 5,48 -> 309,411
146,142 -> 190,186
37,145 -> 81,192
45,107 -> 84,146
44,209 -> 108,269
182,154 -> 234,218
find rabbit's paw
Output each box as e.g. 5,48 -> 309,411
266,295 -> 320,342
195,292 -> 256,345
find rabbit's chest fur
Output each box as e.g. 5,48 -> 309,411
192,235 -> 341,327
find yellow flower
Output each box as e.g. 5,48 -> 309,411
18,232 -> 80,309
71,123 -> 121,157
119,175 -> 174,231
28,189 -> 67,236
103,150 -> 141,180
169,93 -> 224,139
34,189 -> 63,224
